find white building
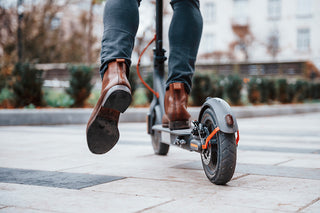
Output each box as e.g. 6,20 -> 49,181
3,0 -> 319,70
197,0 -> 320,69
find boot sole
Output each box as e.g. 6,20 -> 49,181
87,85 -> 132,154
102,85 -> 132,113
162,123 -> 169,128
169,120 -> 190,130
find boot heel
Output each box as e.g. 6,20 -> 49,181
169,120 -> 190,130
102,85 -> 132,113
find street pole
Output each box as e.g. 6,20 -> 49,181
17,0 -> 24,62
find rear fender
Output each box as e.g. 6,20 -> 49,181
198,98 -> 238,134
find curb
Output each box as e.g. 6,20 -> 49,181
0,103 -> 320,126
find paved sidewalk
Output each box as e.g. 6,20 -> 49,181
0,113 -> 320,212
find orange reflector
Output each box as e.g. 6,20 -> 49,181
236,130 -> 240,145
225,114 -> 234,126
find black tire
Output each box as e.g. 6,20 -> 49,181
200,108 -> 237,185
151,106 -> 169,155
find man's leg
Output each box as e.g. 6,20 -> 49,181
87,0 -> 141,155
163,0 -> 203,130
100,0 -> 141,77
167,0 -> 203,93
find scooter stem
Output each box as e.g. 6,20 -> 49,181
153,0 -> 167,116
156,0 -> 163,52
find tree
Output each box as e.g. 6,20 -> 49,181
230,24 -> 254,61
0,6 -> 17,64
0,0 -> 101,64
86,0 -> 104,63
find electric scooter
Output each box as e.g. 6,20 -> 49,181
139,0 -> 239,185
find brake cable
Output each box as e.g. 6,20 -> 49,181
136,34 -> 159,99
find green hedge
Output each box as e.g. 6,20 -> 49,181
245,77 -> 320,105
12,63 -> 44,107
66,65 -> 93,107
2,63 -> 320,108
225,75 -> 243,105
190,73 -> 243,106
191,73 -> 212,106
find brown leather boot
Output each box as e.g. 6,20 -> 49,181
162,82 -> 191,130
86,59 -> 131,154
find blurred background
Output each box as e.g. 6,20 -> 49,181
0,0 -> 319,109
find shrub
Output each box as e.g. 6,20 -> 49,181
267,79 -> 277,102
294,80 -> 309,102
66,65 -> 93,107
44,89 -> 74,108
316,83 -> 320,99
144,72 -> 154,104
248,78 -> 261,104
129,65 -> 138,96
287,83 -> 295,103
0,87 -> 14,108
225,75 -> 242,105
310,83 -> 320,100
132,88 -> 149,107
277,79 -> 289,103
12,63 -> 44,107
209,76 -> 224,99
258,78 -> 276,104
87,89 -> 100,107
191,73 -> 212,106
0,66 -> 5,90
0,64 -> 13,90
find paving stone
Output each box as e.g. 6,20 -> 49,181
237,150 -> 292,165
0,167 -> 124,189
278,159 -> 320,169
86,175 -> 320,212
0,183 -> 170,213
238,145 -> 320,154
229,175 -> 320,194
174,161 -> 320,180
84,177 -> 213,199
140,186 -> 314,212
141,200 -> 288,213
0,207 -> 55,213
301,200 -> 320,213
237,164 -> 320,180
239,135 -> 320,147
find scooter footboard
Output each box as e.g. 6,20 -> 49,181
152,125 -> 195,151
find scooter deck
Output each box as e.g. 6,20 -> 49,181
152,125 -> 192,136
152,125 -> 201,152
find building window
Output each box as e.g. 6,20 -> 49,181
268,0 -> 281,19
297,29 -> 310,51
296,0 -> 312,17
233,0 -> 249,24
267,30 -> 280,58
201,33 -> 215,53
203,2 -> 216,22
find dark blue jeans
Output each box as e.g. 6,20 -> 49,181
100,0 -> 203,93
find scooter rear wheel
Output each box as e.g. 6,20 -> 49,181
200,108 -> 237,185
151,105 -> 169,155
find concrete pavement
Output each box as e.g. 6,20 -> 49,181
0,113 -> 320,212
